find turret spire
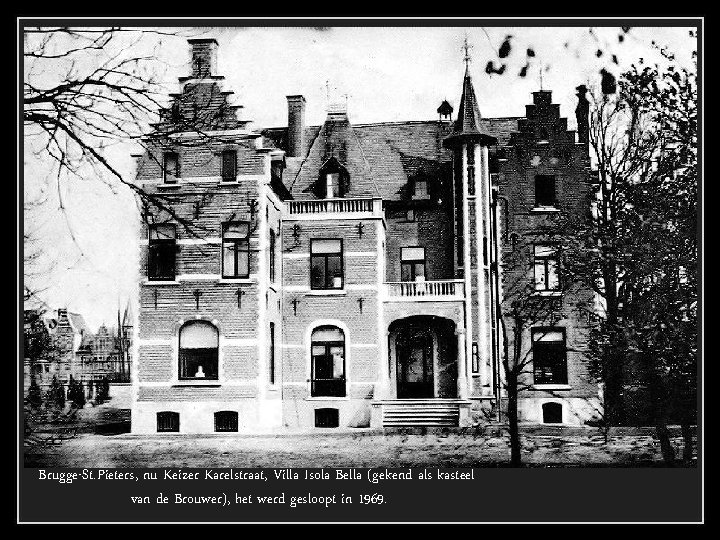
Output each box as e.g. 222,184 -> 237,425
443,41 -> 497,148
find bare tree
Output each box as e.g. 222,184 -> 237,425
23,26 -> 238,301
495,232 -> 585,466
557,46 -> 697,463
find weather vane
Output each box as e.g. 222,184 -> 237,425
462,35 -> 473,69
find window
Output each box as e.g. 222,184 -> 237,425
535,175 -> 556,207
542,402 -> 563,424
214,411 -> 239,432
316,158 -> 349,199
413,179 -> 428,199
163,152 -> 179,184
315,408 -> 339,428
157,411 -> 179,433
534,245 -> 560,291
311,326 -> 346,397
467,145 -> 476,195
148,224 -> 176,281
221,150 -> 237,181
192,51 -> 210,78
222,222 -> 250,278
269,230 -> 276,283
310,239 -> 343,290
178,321 -> 219,380
471,342 -> 480,374
269,322 -> 276,385
532,328 -> 568,385
325,173 -> 340,198
401,247 -> 426,282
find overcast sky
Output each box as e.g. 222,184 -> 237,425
23,24 -> 697,331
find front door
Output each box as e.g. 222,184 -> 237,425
396,329 -> 434,398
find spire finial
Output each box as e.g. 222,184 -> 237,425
539,63 -> 544,90
462,34 -> 473,70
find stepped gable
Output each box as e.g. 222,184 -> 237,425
152,39 -> 249,134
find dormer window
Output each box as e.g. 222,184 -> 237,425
326,172 -> 340,198
413,179 -> 428,200
315,157 -> 349,199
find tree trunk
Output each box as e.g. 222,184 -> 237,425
507,371 -> 521,467
681,423 -> 694,464
603,265 -> 626,426
655,424 -> 676,466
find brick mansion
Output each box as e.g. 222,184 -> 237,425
131,38 -> 600,433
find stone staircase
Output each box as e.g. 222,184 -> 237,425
375,399 -> 469,427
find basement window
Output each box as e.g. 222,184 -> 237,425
542,402 -> 563,424
315,408 -> 339,428
157,411 -> 180,433
214,411 -> 239,432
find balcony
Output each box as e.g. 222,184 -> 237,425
286,198 -> 383,219
382,280 -> 465,301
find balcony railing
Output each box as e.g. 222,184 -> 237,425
286,198 -> 382,217
383,280 -> 465,300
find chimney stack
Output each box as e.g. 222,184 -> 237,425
188,38 -> 218,79
286,95 -> 306,158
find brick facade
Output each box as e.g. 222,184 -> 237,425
131,40 -> 601,434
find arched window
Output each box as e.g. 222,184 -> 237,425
179,321 -> 219,380
542,402 -> 563,424
311,326 -> 346,397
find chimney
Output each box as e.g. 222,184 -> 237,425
286,95 -> 306,158
575,84 -> 590,144
187,38 -> 218,79
326,101 -> 348,123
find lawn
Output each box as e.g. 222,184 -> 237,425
23,426 -> 695,468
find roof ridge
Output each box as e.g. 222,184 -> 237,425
265,117 -> 522,132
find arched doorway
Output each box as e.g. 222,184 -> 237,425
389,316 -> 457,399
396,327 -> 434,398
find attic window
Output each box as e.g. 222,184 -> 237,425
413,179 -> 429,200
326,173 -> 340,198
316,158 -> 349,199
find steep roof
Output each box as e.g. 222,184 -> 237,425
263,116 -> 519,201
444,68 -> 498,146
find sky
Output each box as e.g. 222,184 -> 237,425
22,24 -> 697,332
